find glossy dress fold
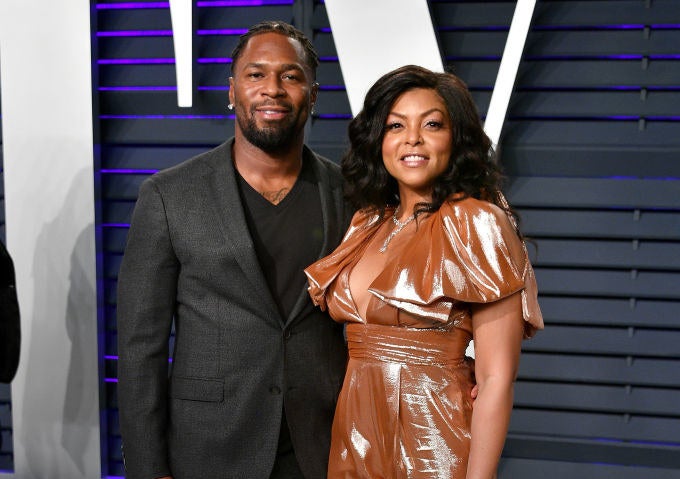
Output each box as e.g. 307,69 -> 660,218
305,197 -> 543,478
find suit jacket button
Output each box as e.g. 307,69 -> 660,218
269,385 -> 281,395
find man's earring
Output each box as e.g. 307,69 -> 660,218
311,103 -> 316,115
227,103 -> 234,110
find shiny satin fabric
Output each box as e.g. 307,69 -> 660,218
305,197 -> 544,478
334,323 -> 475,478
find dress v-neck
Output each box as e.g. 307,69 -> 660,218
347,213 -> 414,323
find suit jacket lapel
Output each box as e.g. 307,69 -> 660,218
203,140 -> 282,323
284,147 -> 343,325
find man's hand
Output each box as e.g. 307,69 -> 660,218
465,355 -> 478,401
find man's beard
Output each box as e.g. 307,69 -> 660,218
236,102 -> 305,154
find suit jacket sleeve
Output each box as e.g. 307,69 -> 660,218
117,177 -> 178,479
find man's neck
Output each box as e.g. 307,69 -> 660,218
232,133 -> 305,205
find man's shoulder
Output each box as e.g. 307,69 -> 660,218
313,152 -> 342,175
150,141 -> 231,186
304,146 -> 342,185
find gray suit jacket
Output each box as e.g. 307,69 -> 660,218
117,140 -> 350,479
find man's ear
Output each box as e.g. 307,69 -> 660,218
228,76 -> 235,105
310,81 -> 319,107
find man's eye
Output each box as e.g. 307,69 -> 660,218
247,72 -> 263,78
283,73 -> 300,81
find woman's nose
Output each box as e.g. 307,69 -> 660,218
405,128 -> 423,145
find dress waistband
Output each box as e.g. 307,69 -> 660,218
345,322 -> 470,366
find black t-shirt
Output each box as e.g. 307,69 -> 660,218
236,157 -> 323,319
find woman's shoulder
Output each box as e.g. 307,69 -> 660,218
437,195 -> 516,236
442,195 -> 506,218
432,194 -> 527,278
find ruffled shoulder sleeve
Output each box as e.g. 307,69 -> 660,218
370,198 -> 543,337
304,209 -> 384,311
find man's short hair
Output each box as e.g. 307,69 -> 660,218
230,20 -> 319,79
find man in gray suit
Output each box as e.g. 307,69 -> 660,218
117,21 -> 349,479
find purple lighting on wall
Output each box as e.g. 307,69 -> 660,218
102,223 -> 131,228
196,0 -> 293,7
96,2 -> 169,9
99,86 -> 177,91
514,85 -> 680,92
100,169 -> 160,174
508,115 -> 648,121
100,114 -> 233,119
524,54 -> 680,61
522,24 -> 680,31
648,116 -> 680,121
316,114 -> 352,119
197,57 -> 233,64
98,58 -> 175,65
605,86 -> 645,91
197,0 -> 293,6
506,114 -> 680,123
604,115 -> 640,120
197,29 -> 248,35
439,26 -> 509,32
97,30 -> 173,37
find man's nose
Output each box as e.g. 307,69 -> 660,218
262,75 -> 285,97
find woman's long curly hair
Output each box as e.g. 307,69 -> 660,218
342,65 -> 517,226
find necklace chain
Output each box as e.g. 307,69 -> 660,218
379,208 -> 415,253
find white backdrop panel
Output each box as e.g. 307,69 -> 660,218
0,0 -> 101,477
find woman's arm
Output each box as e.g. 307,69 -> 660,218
466,291 -> 524,479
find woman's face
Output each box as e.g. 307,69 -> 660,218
381,88 -> 453,201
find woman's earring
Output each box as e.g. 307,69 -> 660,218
227,103 -> 234,110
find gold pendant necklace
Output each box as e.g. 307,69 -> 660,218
379,209 -> 415,253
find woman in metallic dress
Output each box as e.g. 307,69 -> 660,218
305,65 -> 543,479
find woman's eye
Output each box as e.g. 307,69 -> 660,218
425,121 -> 443,128
385,122 -> 402,130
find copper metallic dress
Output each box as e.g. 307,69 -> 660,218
305,197 -> 543,479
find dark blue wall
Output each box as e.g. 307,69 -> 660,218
95,0 -> 680,476
1,0 -> 677,477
